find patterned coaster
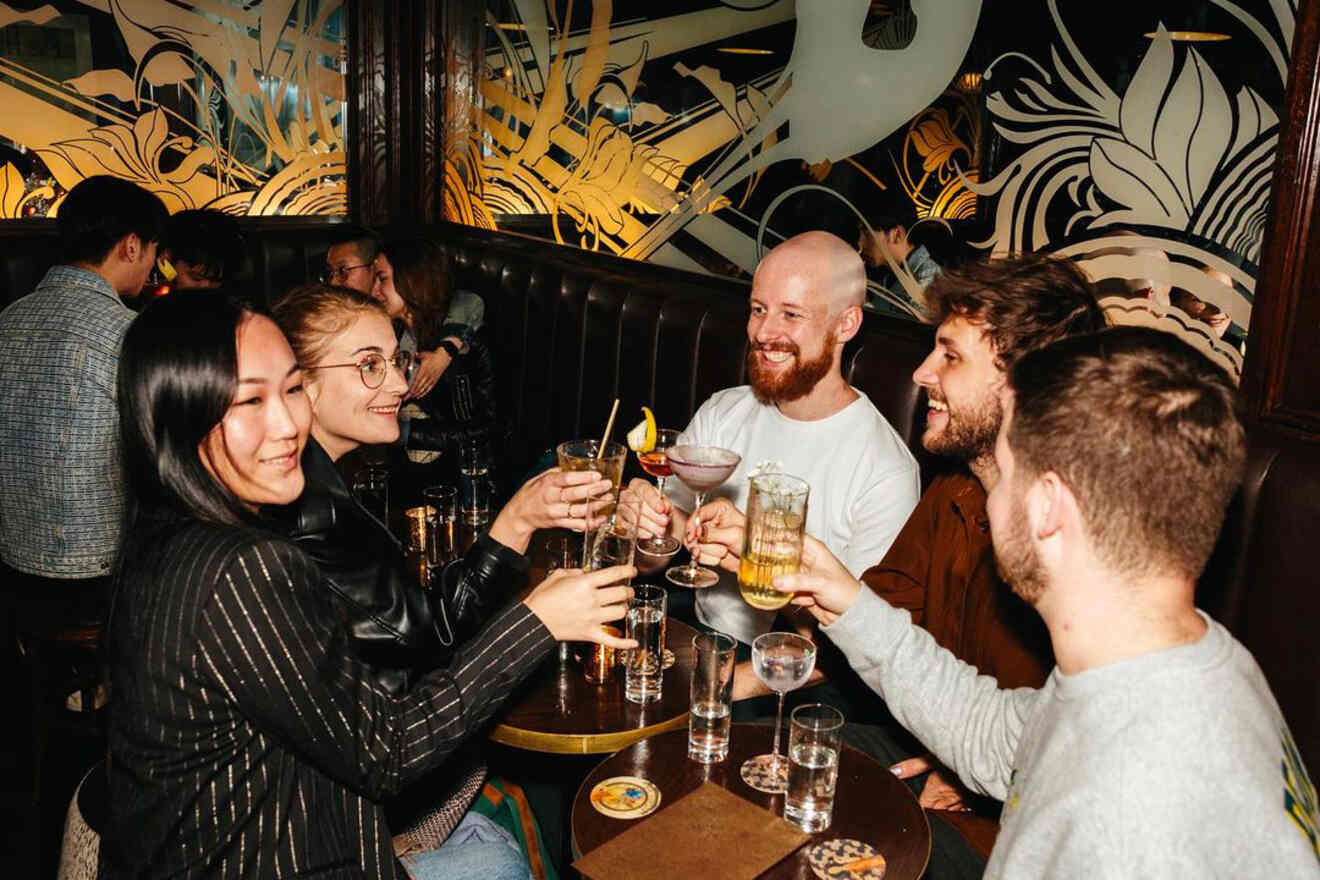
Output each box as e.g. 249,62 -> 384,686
589,776 -> 662,820
805,839 -> 887,880
739,754 -> 788,793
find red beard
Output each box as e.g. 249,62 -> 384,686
746,329 -> 836,405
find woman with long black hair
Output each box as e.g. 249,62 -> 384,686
104,293 -> 634,879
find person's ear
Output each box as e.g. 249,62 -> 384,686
120,233 -> 142,263
835,304 -> 863,344
1027,471 -> 1070,543
303,374 -> 324,410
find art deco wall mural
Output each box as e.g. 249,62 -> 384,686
0,0 -> 346,217
452,0 -> 1292,375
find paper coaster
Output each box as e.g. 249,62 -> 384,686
805,839 -> 886,880
589,776 -> 662,820
740,755 -> 788,793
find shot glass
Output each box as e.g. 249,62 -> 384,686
688,631 -> 736,763
353,466 -> 390,524
624,585 -> 666,704
402,506 -> 432,587
583,625 -> 622,685
422,486 -> 458,567
784,703 -> 844,832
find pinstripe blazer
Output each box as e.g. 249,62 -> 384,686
103,519 -> 553,879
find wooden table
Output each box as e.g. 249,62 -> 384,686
571,725 -> 932,880
490,618 -> 701,754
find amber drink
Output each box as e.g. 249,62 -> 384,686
738,474 -> 809,610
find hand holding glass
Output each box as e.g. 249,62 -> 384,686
739,474 -> 808,610
665,445 -> 741,589
635,428 -> 683,557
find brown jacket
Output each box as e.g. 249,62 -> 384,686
861,470 -> 1052,689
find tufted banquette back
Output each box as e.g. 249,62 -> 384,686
0,219 -> 1315,775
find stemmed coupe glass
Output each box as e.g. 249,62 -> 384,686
740,631 -> 817,793
664,444 -> 741,589
635,428 -> 683,557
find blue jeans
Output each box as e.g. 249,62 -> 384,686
398,812 -> 532,880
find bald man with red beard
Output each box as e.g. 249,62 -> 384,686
625,230 -> 921,649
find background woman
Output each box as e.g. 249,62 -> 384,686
370,238 -> 501,486
106,292 -> 634,879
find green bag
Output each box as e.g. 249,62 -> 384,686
472,777 -> 558,880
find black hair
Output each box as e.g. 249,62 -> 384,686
57,175 -> 169,265
117,292 -> 263,531
328,225 -> 381,263
164,209 -> 246,282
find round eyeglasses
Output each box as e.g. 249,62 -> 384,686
306,351 -> 416,389
320,262 -> 373,284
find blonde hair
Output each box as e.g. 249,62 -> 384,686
271,283 -> 388,369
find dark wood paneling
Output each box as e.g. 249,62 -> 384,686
1243,4 -> 1320,440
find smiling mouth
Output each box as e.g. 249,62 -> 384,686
759,350 -> 793,365
261,449 -> 299,471
369,404 -> 399,416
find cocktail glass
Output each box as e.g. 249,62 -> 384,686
635,428 -> 683,558
664,444 -> 741,589
740,632 -> 817,793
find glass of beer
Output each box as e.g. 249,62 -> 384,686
557,439 -> 627,566
739,474 -> 809,610
785,703 -> 844,832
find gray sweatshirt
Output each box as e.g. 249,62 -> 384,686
824,588 -> 1320,878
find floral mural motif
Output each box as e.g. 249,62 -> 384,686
972,0 -> 1296,370
0,0 -> 346,217
464,0 -> 980,276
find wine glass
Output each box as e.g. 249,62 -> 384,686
635,428 -> 683,557
740,632 -> 817,793
664,445 -> 741,589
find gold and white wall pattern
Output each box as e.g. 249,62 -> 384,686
456,0 -> 1291,362
459,0 -> 980,301
0,0 -> 346,218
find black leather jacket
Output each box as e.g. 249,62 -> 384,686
278,438 -> 527,693
407,327 -> 507,475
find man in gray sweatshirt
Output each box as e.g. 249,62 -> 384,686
774,327 -> 1320,877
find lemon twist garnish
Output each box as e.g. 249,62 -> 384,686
626,406 -> 657,453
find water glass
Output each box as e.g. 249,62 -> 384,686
688,631 -> 736,763
422,486 -> 458,567
785,704 -> 844,832
543,534 -> 577,663
458,439 -> 492,525
353,466 -> 390,524
624,585 -> 666,704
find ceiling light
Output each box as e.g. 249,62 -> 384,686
1143,31 -> 1231,42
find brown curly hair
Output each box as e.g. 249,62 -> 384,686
924,252 -> 1107,369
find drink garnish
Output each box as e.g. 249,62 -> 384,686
626,406 -> 657,453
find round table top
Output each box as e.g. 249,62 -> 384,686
571,725 -> 932,880
490,618 -> 700,754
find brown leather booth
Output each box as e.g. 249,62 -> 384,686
2,219 -> 1316,859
